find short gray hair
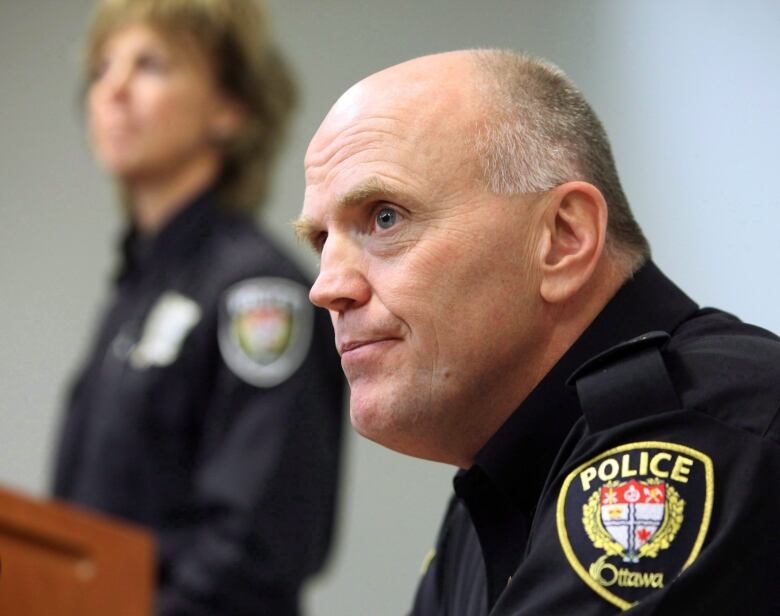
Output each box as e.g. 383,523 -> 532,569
470,49 -> 650,270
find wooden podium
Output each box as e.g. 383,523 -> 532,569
0,486 -> 155,616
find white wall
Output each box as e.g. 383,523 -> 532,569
1,1 -> 777,615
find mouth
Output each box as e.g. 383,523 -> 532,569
338,338 -> 400,358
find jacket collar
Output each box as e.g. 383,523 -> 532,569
459,261 -> 699,513
116,186 -> 220,282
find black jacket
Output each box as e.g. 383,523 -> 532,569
53,190 -> 344,616
411,262 -> 780,615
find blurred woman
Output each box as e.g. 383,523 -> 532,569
52,2 -> 344,614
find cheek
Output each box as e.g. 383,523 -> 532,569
141,89 -> 190,129
370,248 -> 445,322
372,246 -> 470,362
152,100 -> 218,166
419,248 -> 526,353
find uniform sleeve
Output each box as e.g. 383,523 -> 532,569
622,428 -> 780,615
495,412 -> 780,615
156,296 -> 344,616
410,555 -> 442,616
409,498 -> 490,616
409,497 -> 456,616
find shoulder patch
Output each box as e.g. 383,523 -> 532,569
218,277 -> 314,387
556,441 -> 714,611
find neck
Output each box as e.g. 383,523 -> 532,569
456,257 -> 629,468
126,155 -> 221,235
536,259 -> 628,383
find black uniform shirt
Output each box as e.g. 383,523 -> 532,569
411,262 -> 780,615
53,189 -> 344,616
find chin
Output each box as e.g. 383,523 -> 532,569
94,141 -> 154,178
97,152 -> 142,178
348,392 -> 385,440
348,388 -> 441,462
349,384 -> 407,443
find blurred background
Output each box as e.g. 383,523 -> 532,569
1,1 -> 778,614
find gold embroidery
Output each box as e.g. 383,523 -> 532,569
557,441 -> 714,611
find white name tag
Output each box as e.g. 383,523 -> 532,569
130,291 -> 201,369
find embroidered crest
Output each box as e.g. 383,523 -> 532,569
557,442 -> 714,610
218,277 -> 313,387
129,292 -> 202,369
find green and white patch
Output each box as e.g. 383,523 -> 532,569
218,277 -> 313,387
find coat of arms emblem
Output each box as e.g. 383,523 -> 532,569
583,478 -> 684,564
218,278 -> 313,387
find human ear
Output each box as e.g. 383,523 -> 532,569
538,181 -> 607,304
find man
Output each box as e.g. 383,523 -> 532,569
297,49 -> 780,614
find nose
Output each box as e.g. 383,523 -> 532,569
309,234 -> 371,313
93,60 -> 132,102
108,66 -> 133,100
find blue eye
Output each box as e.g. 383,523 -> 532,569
376,207 -> 397,230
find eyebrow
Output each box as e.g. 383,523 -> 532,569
293,176 -> 399,246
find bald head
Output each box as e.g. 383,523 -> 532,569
325,50 -> 479,118
306,49 -> 648,272
306,51 -> 485,181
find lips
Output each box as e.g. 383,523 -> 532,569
336,335 -> 406,374
338,338 -> 397,356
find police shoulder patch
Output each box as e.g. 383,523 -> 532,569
218,277 -> 314,387
556,441 -> 714,611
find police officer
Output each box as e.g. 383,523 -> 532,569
52,2 -> 344,615
298,49 -> 780,614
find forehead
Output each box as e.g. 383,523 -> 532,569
96,22 -> 171,56
304,68 -> 481,212
97,19 -> 212,65
93,21 -> 218,88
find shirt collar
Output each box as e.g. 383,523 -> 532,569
461,261 -> 699,513
116,186 -> 220,281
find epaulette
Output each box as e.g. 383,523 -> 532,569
566,331 -> 681,432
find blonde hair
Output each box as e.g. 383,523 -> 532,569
84,0 -> 296,211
